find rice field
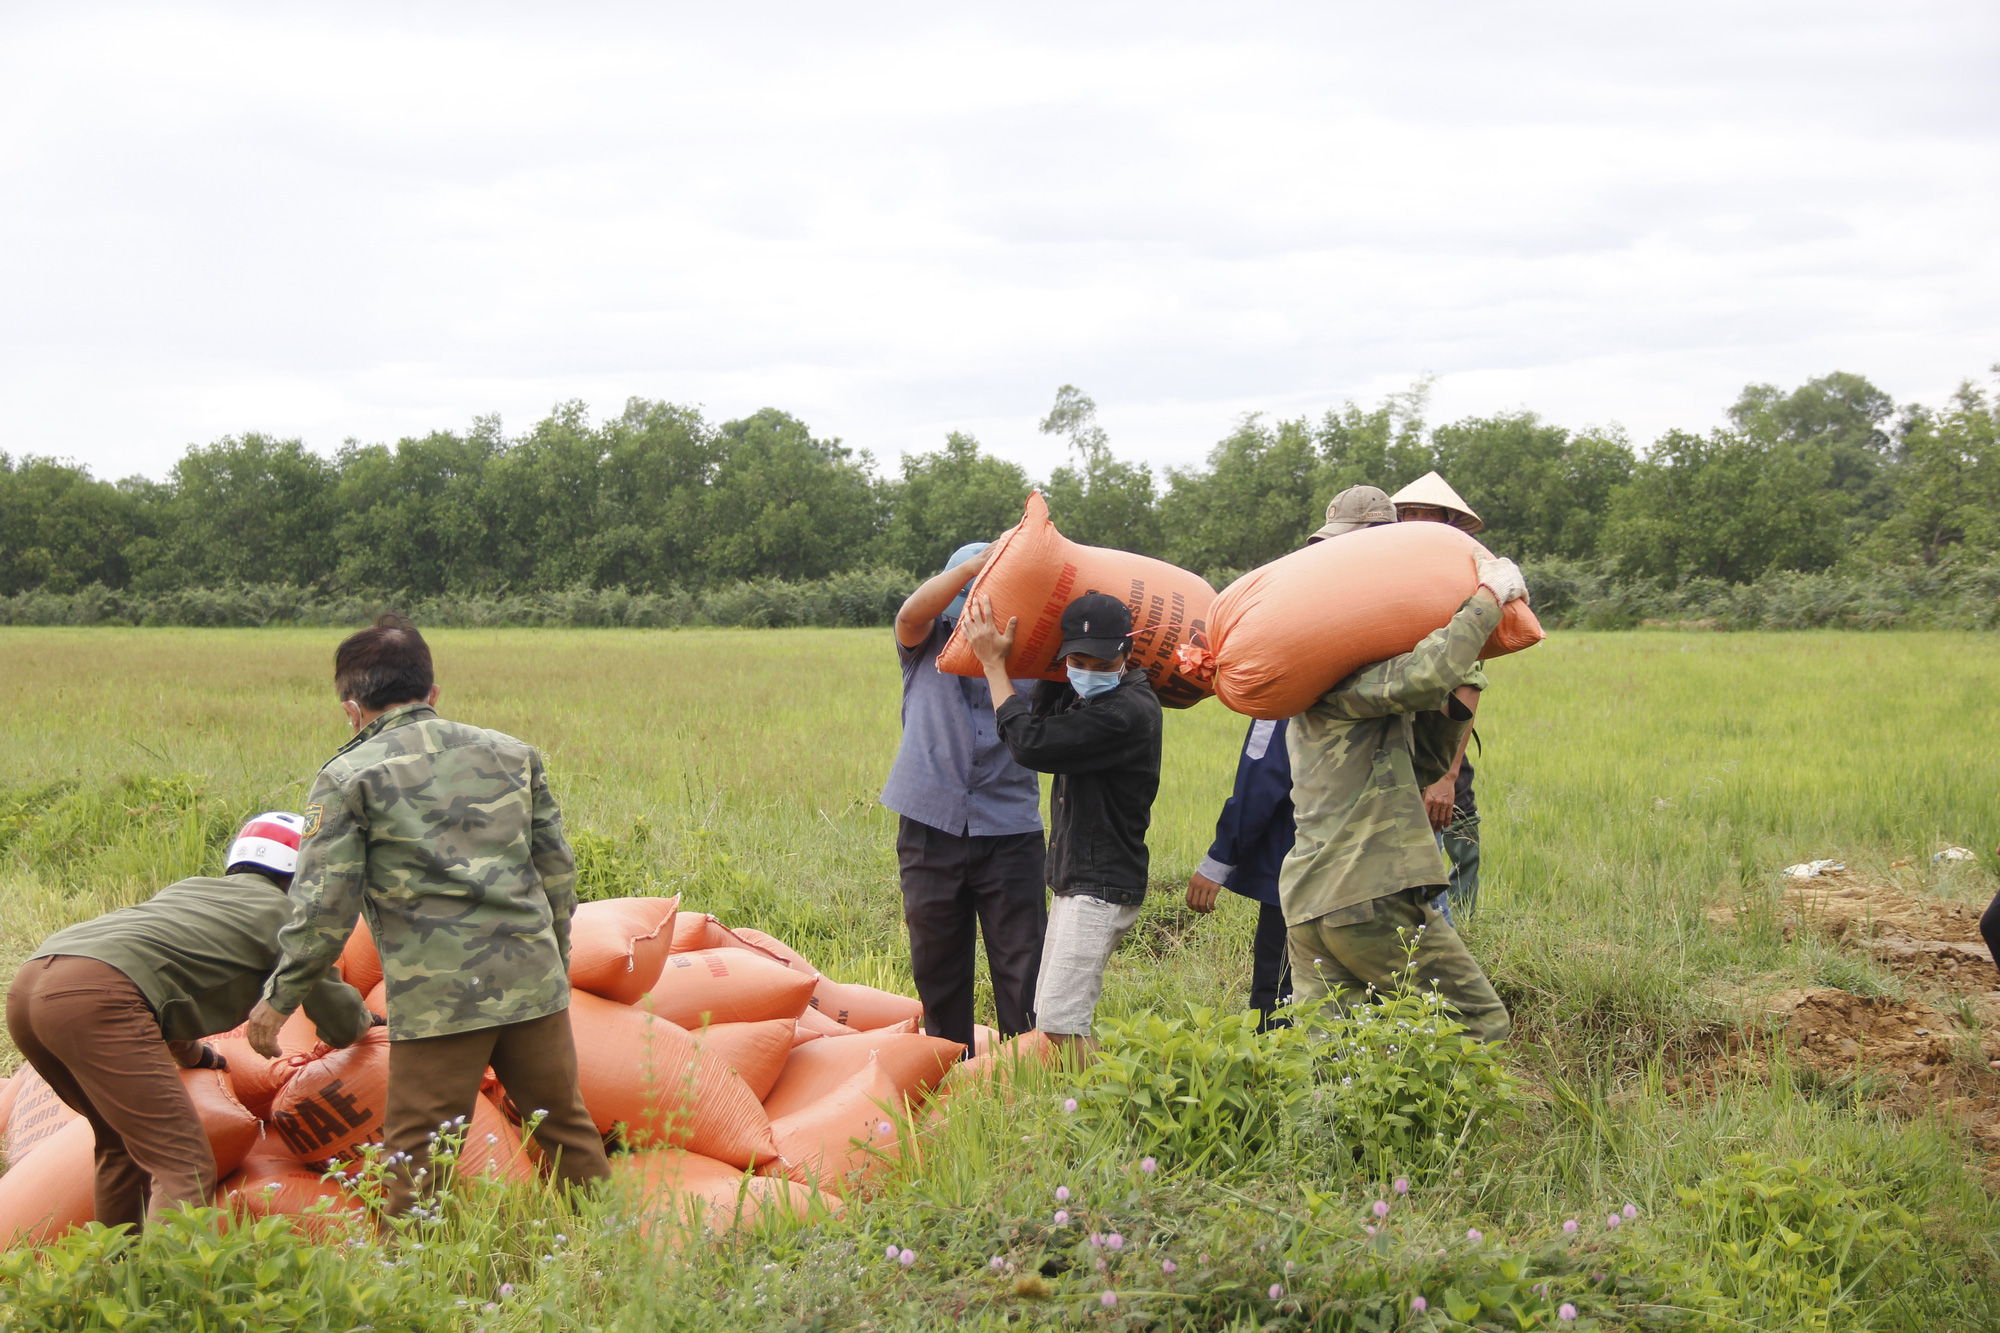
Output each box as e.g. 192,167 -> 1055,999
2,625 -> 1999,1330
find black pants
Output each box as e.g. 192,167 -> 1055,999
1250,902 -> 1294,1031
896,816 -> 1047,1052
1983,890 -> 2000,981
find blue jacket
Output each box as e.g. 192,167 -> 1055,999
1196,718 -> 1296,907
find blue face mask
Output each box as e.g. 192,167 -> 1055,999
1067,665 -> 1122,698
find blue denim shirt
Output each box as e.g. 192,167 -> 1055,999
880,620 -> 1044,838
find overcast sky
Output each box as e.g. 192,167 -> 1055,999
3,1 -> 1995,483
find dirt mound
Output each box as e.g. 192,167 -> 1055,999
1713,874 -> 1989,949
1702,874 -> 2000,1180
1763,987 -> 1961,1079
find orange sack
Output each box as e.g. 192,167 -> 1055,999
808,979 -> 924,1032
1181,519 -> 1545,720
4,1066 -> 81,1165
731,928 -> 815,975
0,1069 -> 264,1249
568,991 -> 779,1168
615,1148 -> 840,1237
222,1147 -> 365,1237
647,949 -> 817,1028
209,1023 -> 306,1120
669,913 -> 787,959
795,1006 -> 849,1040
569,895 -> 680,1005
762,1054 -> 908,1191
184,1066 -> 263,1179
0,1116 -> 94,1247
267,1028 -> 391,1164
689,1019 -> 797,1103
761,1031 -> 965,1121
936,492 -> 1216,708
453,1091 -> 535,1186
339,917 -> 383,996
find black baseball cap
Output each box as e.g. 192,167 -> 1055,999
1057,592 -> 1134,660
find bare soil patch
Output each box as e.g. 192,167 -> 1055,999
1705,872 -> 2000,1175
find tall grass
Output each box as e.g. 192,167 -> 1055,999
1,626 -> 1998,1327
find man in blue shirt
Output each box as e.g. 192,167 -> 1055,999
880,542 -> 1047,1054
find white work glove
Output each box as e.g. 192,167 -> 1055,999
1476,556 -> 1528,605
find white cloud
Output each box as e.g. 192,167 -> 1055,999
0,0 -> 1994,483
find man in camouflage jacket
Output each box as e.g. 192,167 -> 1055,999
1278,557 -> 1528,1043
246,615 -> 609,1216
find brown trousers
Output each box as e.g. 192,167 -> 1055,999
383,1007 -> 610,1218
5,956 -> 216,1230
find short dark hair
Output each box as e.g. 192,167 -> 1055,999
334,614 -> 434,710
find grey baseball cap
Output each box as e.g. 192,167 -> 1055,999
1307,485 -> 1397,543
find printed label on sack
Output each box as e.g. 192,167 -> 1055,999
270,1078 -> 377,1157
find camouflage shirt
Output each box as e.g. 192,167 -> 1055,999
1278,592 -> 1497,928
263,703 -> 578,1040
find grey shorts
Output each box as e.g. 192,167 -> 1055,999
1034,893 -> 1142,1036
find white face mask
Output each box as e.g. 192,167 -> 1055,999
1066,665 -> 1122,698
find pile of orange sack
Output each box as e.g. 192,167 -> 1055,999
0,896 -> 1043,1249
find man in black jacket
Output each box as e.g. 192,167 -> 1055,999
961,591 -> 1163,1048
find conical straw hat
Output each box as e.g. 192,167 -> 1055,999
1388,471 -> 1483,534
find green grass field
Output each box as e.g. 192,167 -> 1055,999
2,627 -> 1999,1330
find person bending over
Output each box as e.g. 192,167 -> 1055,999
245,614 -> 610,1219
7,814 -> 375,1231
962,591 -> 1162,1049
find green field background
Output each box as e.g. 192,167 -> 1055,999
3,627 -> 1995,1052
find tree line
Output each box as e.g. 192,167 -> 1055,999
3,368 -> 1995,601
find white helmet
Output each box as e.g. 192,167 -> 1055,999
226,811 -> 308,879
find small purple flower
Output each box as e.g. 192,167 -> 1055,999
1094,1257 -> 1107,1272
1559,1303 -> 1578,1322
989,1255 -> 1005,1272
877,1120 -> 893,1137
1160,1259 -> 1177,1275
1623,1203 -> 1639,1220
1269,1284 -> 1285,1300
1363,1224 -> 1377,1236
1466,1228 -> 1483,1244
1055,1185 -> 1070,1202
886,1244 -> 900,1260
1606,1213 -> 1621,1230
899,1248 -> 915,1267
1393,1176 -> 1410,1195
1141,1156 -> 1157,1174
1100,1290 -> 1118,1308
1053,1210 -> 1069,1225
1563,1218 -> 1579,1234
1107,1234 -> 1124,1251
1088,1233 -> 1104,1248
1063,1097 -> 1078,1113
1412,1296 -> 1428,1313
498,1284 -> 514,1299
1372,1199 -> 1390,1218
